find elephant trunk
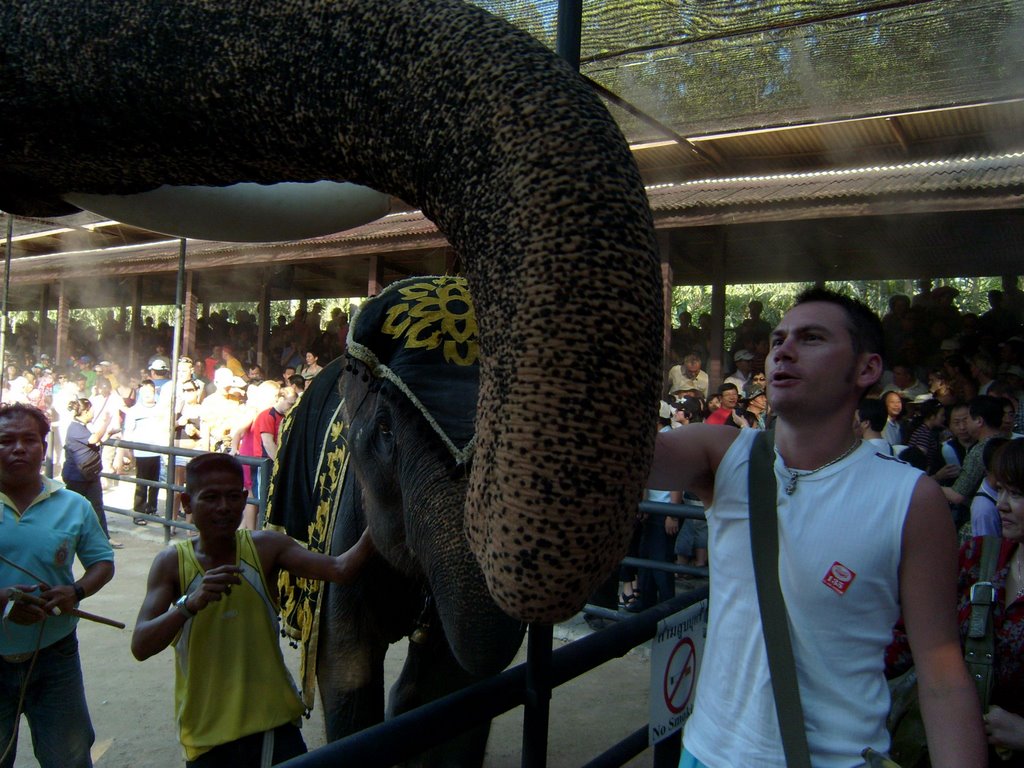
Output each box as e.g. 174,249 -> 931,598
0,0 -> 663,622
407,475 -> 525,677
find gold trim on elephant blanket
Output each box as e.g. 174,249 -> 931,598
268,397 -> 349,710
268,275 -> 481,710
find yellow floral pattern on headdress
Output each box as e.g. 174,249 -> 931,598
380,277 -> 478,366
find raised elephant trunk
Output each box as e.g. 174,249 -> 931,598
0,0 -> 662,622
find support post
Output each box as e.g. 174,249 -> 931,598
555,0 -> 583,71
55,282 -> 71,366
129,277 -> 143,371
38,284 -> 50,360
708,231 -> 727,390
0,215 -> 12,393
522,623 -> 553,768
368,255 -> 383,297
659,231 -> 674,375
182,271 -> 198,359
257,275 -> 271,370
163,239 -> 187,544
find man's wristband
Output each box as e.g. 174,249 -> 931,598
73,584 -> 86,602
174,593 -> 196,619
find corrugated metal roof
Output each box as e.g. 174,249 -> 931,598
646,151 -> 1024,212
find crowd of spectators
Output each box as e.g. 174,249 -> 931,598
640,284 -> 1024,614
0,303 -> 337,537
3,278 -> 1024,760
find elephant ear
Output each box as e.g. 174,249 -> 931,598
346,276 -> 479,464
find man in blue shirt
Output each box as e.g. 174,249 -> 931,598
0,403 -> 115,768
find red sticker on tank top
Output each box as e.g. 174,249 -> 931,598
822,561 -> 856,595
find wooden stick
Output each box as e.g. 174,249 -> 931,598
9,590 -> 126,630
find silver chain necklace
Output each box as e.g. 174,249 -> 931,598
777,440 -> 861,495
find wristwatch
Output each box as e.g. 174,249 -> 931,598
174,594 -> 196,619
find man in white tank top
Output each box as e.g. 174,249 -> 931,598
649,289 -> 985,768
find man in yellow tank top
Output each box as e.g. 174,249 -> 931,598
131,453 -> 375,767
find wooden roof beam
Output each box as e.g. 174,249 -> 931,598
886,116 -> 911,155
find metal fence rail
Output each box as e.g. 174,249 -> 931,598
47,432 -> 272,543
280,587 -> 707,768
49,436 -> 704,765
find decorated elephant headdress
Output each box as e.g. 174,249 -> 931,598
346,276 -> 479,465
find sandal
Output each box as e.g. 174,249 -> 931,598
132,517 -> 148,526
618,591 -> 640,610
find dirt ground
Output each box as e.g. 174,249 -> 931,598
13,483 -> 671,768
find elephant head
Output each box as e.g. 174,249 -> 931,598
0,0 -> 662,622
341,276 -> 524,674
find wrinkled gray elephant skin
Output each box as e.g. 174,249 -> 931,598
272,348 -> 525,767
0,0 -> 663,623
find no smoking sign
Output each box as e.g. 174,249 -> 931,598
649,599 -> 708,745
664,637 -> 697,714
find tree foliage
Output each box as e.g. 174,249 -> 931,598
672,276 -> 1005,340
471,0 -> 1023,141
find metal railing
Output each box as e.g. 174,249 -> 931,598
47,431 -> 272,543
49,433 -> 705,766
279,500 -> 706,768
280,587 -> 706,768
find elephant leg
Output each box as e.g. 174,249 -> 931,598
317,634 -> 388,742
317,577 -> 390,742
387,637 -> 491,768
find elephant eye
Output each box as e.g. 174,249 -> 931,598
377,420 -> 392,437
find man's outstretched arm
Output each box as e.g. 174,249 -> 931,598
900,477 -> 986,768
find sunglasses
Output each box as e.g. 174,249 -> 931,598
182,385 -> 199,392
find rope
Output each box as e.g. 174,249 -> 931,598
0,553 -> 48,585
0,620 -> 47,765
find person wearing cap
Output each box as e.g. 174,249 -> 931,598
148,356 -> 174,404
939,337 -> 961,358
723,349 -> 754,392
200,369 -> 246,455
123,380 -> 168,525
77,357 -> 98,393
739,387 -> 769,430
745,370 -> 767,399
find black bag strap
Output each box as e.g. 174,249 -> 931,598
748,430 -> 812,768
964,535 -> 1000,711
